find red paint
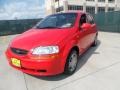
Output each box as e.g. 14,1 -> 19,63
5,11 -> 98,76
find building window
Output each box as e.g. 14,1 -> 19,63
55,0 -> 59,2
98,0 -> 105,2
98,7 -> 105,12
86,6 -> 95,14
56,6 -> 64,12
108,7 -> 114,11
86,0 -> 94,1
108,0 -> 115,3
68,5 -> 83,10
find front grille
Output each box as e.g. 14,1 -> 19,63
11,47 -> 28,55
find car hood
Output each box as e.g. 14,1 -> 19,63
10,29 -> 71,50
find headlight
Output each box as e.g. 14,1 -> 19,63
31,46 -> 59,55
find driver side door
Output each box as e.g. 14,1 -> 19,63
77,14 -> 90,53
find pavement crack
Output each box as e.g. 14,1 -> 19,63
23,73 -> 29,90
52,61 -> 120,90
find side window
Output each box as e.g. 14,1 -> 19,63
80,14 -> 86,25
87,14 -> 95,24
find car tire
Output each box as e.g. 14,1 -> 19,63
92,35 -> 98,47
64,50 -> 78,75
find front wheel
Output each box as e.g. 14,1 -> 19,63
64,50 -> 78,75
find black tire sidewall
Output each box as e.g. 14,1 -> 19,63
92,35 -> 98,46
64,50 -> 78,75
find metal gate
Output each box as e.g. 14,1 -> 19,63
0,19 -> 41,36
94,11 -> 120,33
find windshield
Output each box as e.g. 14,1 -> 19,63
35,13 -> 77,29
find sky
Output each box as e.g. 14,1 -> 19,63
0,0 -> 45,20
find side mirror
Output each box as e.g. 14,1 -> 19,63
81,23 -> 91,30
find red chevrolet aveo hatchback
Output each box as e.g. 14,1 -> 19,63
6,11 -> 98,76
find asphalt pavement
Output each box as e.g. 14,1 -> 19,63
0,32 -> 120,90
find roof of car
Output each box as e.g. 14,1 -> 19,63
52,10 -> 86,15
67,10 -> 86,14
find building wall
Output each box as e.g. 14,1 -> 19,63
45,0 -> 55,15
45,0 -> 120,15
116,0 -> 120,10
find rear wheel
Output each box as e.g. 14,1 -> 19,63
64,50 -> 78,75
92,35 -> 98,46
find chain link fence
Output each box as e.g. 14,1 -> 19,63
0,19 -> 42,36
0,11 -> 120,36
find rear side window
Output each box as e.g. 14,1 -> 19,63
87,14 -> 95,24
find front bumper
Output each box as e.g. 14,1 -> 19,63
5,48 -> 64,76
